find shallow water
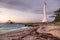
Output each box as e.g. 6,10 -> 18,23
0,23 -> 26,33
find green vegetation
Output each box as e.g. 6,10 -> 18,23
6,20 -> 14,24
26,21 -> 59,24
53,8 -> 60,22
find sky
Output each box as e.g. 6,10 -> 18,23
0,0 -> 60,23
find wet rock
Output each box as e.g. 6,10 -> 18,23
0,27 -> 60,40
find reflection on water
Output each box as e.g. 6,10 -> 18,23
0,23 -> 26,33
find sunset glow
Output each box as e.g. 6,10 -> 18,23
0,0 -> 59,23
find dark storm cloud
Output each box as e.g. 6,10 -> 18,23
0,0 -> 60,14
0,0 -> 43,13
0,0 -> 32,12
0,0 -> 59,13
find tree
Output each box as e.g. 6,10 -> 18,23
7,20 -> 14,24
53,8 -> 60,22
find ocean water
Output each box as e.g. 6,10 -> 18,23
0,23 -> 27,33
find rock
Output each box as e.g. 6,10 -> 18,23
46,26 -> 60,38
37,25 -> 60,39
0,27 -> 38,40
0,27 -> 60,40
45,26 -> 60,31
37,26 -> 46,33
21,35 -> 47,40
48,30 -> 60,38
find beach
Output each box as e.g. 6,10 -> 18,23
0,24 -> 60,40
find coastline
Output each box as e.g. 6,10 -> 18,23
0,27 -> 29,34
0,25 -> 60,40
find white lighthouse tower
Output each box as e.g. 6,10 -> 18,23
42,0 -> 47,22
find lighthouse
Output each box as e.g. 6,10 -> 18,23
42,0 -> 47,22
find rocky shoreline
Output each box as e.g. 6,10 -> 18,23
0,26 -> 60,40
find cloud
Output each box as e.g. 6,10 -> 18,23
0,0 -> 43,13
0,0 -> 60,22
0,0 -> 32,12
0,0 -> 60,13
0,7 -> 44,23
55,0 -> 60,8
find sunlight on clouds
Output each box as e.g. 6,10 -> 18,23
0,0 -> 58,22
0,7 -> 25,22
0,7 -> 43,23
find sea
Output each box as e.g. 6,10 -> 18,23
0,23 -> 28,34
